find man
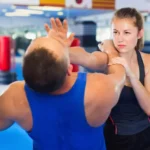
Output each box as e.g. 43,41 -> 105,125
0,18 -> 125,150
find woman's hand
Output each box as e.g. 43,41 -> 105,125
109,57 -> 136,79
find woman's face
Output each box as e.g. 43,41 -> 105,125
111,18 -> 142,53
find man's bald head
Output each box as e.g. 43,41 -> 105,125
23,36 -> 71,93
26,36 -> 69,61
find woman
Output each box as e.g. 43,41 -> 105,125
69,7 -> 150,150
102,8 -> 150,150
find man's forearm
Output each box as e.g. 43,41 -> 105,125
69,47 -> 108,71
69,47 -> 90,66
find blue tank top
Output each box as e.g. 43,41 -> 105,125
24,72 -> 106,150
107,50 -> 150,135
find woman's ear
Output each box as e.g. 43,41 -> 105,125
138,29 -> 144,39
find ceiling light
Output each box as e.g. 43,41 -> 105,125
57,12 -> 64,16
16,9 -> 43,15
28,6 -> 63,11
5,12 -> 30,17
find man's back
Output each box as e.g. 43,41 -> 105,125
0,72 -> 111,150
24,72 -> 106,150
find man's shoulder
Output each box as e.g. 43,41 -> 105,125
6,81 -> 25,95
86,73 -> 116,103
1,81 -> 25,105
0,81 -> 26,119
87,73 -> 109,84
86,73 -> 111,94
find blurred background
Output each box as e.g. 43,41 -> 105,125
0,0 -> 150,149
0,0 -> 149,83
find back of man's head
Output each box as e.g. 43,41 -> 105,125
23,37 -> 69,93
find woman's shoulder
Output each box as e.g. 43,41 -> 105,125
140,51 -> 150,74
140,51 -> 150,62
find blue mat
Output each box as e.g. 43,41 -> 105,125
0,123 -> 32,150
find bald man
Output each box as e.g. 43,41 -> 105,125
0,18 -> 125,150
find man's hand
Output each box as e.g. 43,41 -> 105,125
44,18 -> 74,47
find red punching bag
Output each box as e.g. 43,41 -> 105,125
70,38 -> 80,72
0,36 -> 11,71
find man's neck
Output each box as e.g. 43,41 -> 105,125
50,73 -> 78,95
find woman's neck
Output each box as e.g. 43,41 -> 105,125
119,50 -> 137,64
